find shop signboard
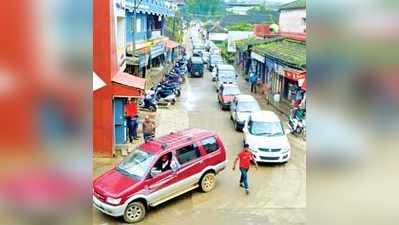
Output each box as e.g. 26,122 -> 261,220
284,69 -> 306,80
251,52 -> 265,63
151,44 -> 165,59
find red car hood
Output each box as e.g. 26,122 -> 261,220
222,95 -> 234,103
93,169 -> 140,198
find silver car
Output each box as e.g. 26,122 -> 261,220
230,95 -> 261,131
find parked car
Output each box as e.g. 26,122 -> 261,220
211,67 -> 217,81
243,111 -> 291,163
215,64 -> 237,91
190,56 -> 204,77
93,128 -> 227,223
202,51 -> 210,64
217,84 -> 241,110
230,95 -> 261,131
208,54 -> 223,71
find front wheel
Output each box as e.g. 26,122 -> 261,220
200,172 -> 216,192
149,105 -> 157,112
123,201 -> 146,223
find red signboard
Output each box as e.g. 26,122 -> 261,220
284,70 -> 306,80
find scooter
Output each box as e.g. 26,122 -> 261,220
138,91 -> 158,112
153,86 -> 176,105
288,108 -> 306,138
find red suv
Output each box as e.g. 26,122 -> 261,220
93,128 -> 227,223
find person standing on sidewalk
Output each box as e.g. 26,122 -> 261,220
249,71 -> 257,93
125,98 -> 139,143
142,115 -> 156,142
233,143 -> 258,194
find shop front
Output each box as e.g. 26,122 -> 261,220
283,69 -> 306,104
150,43 -> 165,68
165,39 -> 180,63
250,51 -> 267,82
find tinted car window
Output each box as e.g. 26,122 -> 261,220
176,144 -> 201,164
201,137 -> 219,154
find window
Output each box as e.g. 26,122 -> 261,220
176,144 -> 201,164
202,137 -> 219,154
153,152 -> 172,172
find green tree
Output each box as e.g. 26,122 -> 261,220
185,0 -> 225,18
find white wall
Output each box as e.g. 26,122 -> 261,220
279,9 -> 306,34
209,33 -> 228,41
227,31 -> 254,52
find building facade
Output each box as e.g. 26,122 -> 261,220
123,0 -> 173,77
94,0 -> 173,157
278,0 -> 306,41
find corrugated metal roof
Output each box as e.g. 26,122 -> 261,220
112,71 -> 145,90
165,39 -> 179,49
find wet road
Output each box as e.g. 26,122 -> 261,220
93,28 -> 306,225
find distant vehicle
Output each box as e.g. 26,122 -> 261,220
93,128 -> 227,223
190,56 -> 204,77
243,111 -> 291,163
215,64 -> 237,91
217,84 -> 241,110
230,95 -> 261,131
208,54 -> 224,71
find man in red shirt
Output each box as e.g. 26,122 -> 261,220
233,143 -> 258,194
124,98 -> 139,143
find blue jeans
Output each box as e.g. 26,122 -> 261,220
143,133 -> 153,142
239,168 -> 249,189
127,116 -> 138,141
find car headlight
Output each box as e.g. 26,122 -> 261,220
106,197 -> 122,205
282,148 -> 290,154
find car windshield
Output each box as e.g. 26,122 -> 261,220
237,101 -> 260,112
116,149 -> 156,179
219,74 -> 236,82
223,87 -> 240,95
249,121 -> 284,136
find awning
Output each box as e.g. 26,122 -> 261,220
93,72 -> 106,91
165,40 -> 179,49
112,71 -> 145,90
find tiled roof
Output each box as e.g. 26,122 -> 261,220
252,39 -> 306,69
279,0 -> 306,11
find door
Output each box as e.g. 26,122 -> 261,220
113,97 -> 126,144
174,144 -> 204,191
144,152 -> 177,205
230,98 -> 237,120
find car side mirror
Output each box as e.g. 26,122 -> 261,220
170,159 -> 180,173
150,168 -> 162,178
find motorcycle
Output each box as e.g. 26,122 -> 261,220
288,108 -> 306,138
138,91 -> 157,112
152,86 -> 177,105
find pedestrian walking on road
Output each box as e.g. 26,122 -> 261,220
142,115 -> 156,142
125,98 -> 139,143
249,72 -> 257,93
233,143 -> 258,194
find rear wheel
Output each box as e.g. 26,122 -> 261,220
123,201 -> 146,223
200,172 -> 216,192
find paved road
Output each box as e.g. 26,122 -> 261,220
93,26 -> 306,225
